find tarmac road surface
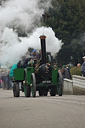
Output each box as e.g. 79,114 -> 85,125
0,89 -> 85,128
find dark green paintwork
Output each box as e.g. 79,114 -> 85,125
52,68 -> 58,84
25,67 -> 34,85
36,83 -> 55,87
14,68 -> 24,81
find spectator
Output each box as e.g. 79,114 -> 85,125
0,77 -> 1,88
81,56 -> 85,77
66,65 -> 72,79
61,65 -> 71,79
77,63 -> 81,68
6,74 -> 10,90
9,77 -> 13,89
0,79 -> 2,88
1,74 -> 6,89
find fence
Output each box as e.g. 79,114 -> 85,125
63,75 -> 85,95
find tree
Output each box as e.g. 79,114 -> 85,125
43,0 -> 85,65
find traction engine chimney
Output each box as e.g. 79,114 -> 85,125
40,35 -> 46,64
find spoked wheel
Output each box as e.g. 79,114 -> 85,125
50,86 -> 57,96
57,72 -> 63,96
24,86 -> 31,97
31,73 -> 36,97
13,82 -> 20,97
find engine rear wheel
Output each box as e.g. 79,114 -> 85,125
31,73 -> 36,97
13,82 -> 20,97
57,72 -> 63,96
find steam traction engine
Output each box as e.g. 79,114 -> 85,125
13,35 -> 63,97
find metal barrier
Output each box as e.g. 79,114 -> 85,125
72,75 -> 85,95
63,79 -> 73,95
63,75 -> 85,95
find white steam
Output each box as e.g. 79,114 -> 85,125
0,0 -> 63,67
21,26 -> 63,55
0,0 -> 51,34
0,27 -> 63,67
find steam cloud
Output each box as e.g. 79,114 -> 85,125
0,0 -> 63,68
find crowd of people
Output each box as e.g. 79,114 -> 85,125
59,56 -> 85,79
0,72 -> 13,89
60,65 -> 72,79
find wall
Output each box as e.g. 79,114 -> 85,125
63,75 -> 85,95
63,79 -> 73,95
72,75 -> 85,95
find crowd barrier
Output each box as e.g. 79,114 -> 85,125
63,75 -> 85,95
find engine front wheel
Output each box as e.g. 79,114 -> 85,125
31,73 -> 36,97
24,86 -> 31,97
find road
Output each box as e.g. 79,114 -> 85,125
0,89 -> 85,128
